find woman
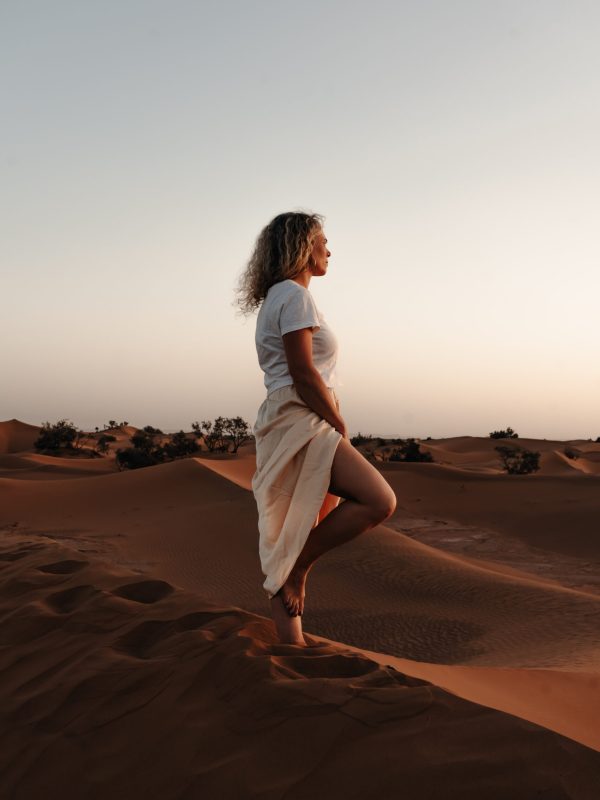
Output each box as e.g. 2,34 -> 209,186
234,211 -> 397,645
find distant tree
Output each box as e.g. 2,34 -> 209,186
489,427 -> 519,439
95,434 -> 114,455
130,429 -> 156,453
34,419 -> 78,452
72,428 -> 88,450
191,421 -> 205,450
388,438 -> 434,463
116,447 -> 163,470
116,426 -> 204,469
495,445 -> 540,474
351,432 -> 373,447
222,416 -> 251,453
115,427 -> 164,469
596,436 -> 600,443
200,418 -> 228,452
163,430 -> 199,459
143,425 -> 163,435
104,420 -> 128,431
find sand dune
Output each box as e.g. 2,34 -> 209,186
0,451 -> 117,480
1,418 -> 600,794
0,418 -> 40,454
379,462 -> 600,560
2,455 -> 600,669
1,531 -> 599,799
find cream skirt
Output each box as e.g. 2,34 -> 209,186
251,383 -> 343,600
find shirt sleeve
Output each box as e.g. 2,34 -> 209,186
279,287 -> 321,336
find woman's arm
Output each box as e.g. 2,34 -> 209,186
283,328 -> 348,438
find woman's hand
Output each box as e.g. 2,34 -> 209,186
336,421 -> 350,440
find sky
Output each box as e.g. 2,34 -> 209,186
1,0 -> 599,439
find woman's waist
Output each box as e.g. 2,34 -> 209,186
266,382 -> 339,407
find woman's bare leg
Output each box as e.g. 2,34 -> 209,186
279,437 -> 397,617
269,593 -> 306,644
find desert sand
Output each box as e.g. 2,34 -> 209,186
1,417 -> 599,798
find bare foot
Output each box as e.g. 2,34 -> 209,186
279,566 -> 308,617
270,593 -> 306,645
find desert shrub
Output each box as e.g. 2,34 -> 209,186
350,432 -> 373,446
104,420 -> 128,430
197,418 -> 228,452
34,419 -> 78,451
489,427 -> 519,439
116,447 -> 164,470
143,425 -> 163,434
563,447 -> 579,460
116,428 -> 164,470
163,430 -> 199,459
222,416 -> 251,453
495,445 -> 540,474
596,436 -> 600,443
389,438 -> 434,463
192,416 -> 251,453
116,427 -> 204,469
95,434 -> 115,454
130,430 -> 156,452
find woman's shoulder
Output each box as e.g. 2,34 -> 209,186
269,279 -> 305,294
264,279 -> 309,305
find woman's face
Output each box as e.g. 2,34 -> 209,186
309,228 -> 331,276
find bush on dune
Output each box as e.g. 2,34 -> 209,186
102,420 -> 128,431
489,427 -> 519,439
388,439 -> 434,463
192,416 -> 251,454
495,445 -> 540,474
350,432 -> 374,447
34,419 -> 78,452
95,433 -> 115,454
162,430 -> 199,459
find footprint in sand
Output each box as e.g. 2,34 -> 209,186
113,610 -> 223,659
0,543 -> 47,562
36,559 -> 89,574
111,579 -> 174,604
45,584 -> 102,614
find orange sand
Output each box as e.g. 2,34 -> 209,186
1,418 -> 599,797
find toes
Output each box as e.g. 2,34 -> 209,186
282,593 -> 295,614
279,587 -> 304,617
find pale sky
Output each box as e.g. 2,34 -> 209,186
2,0 -> 599,439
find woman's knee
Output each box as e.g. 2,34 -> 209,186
369,488 -> 397,524
329,440 -> 397,522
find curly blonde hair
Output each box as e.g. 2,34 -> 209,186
233,211 -> 324,316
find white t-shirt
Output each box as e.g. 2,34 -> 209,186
255,279 -> 339,394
